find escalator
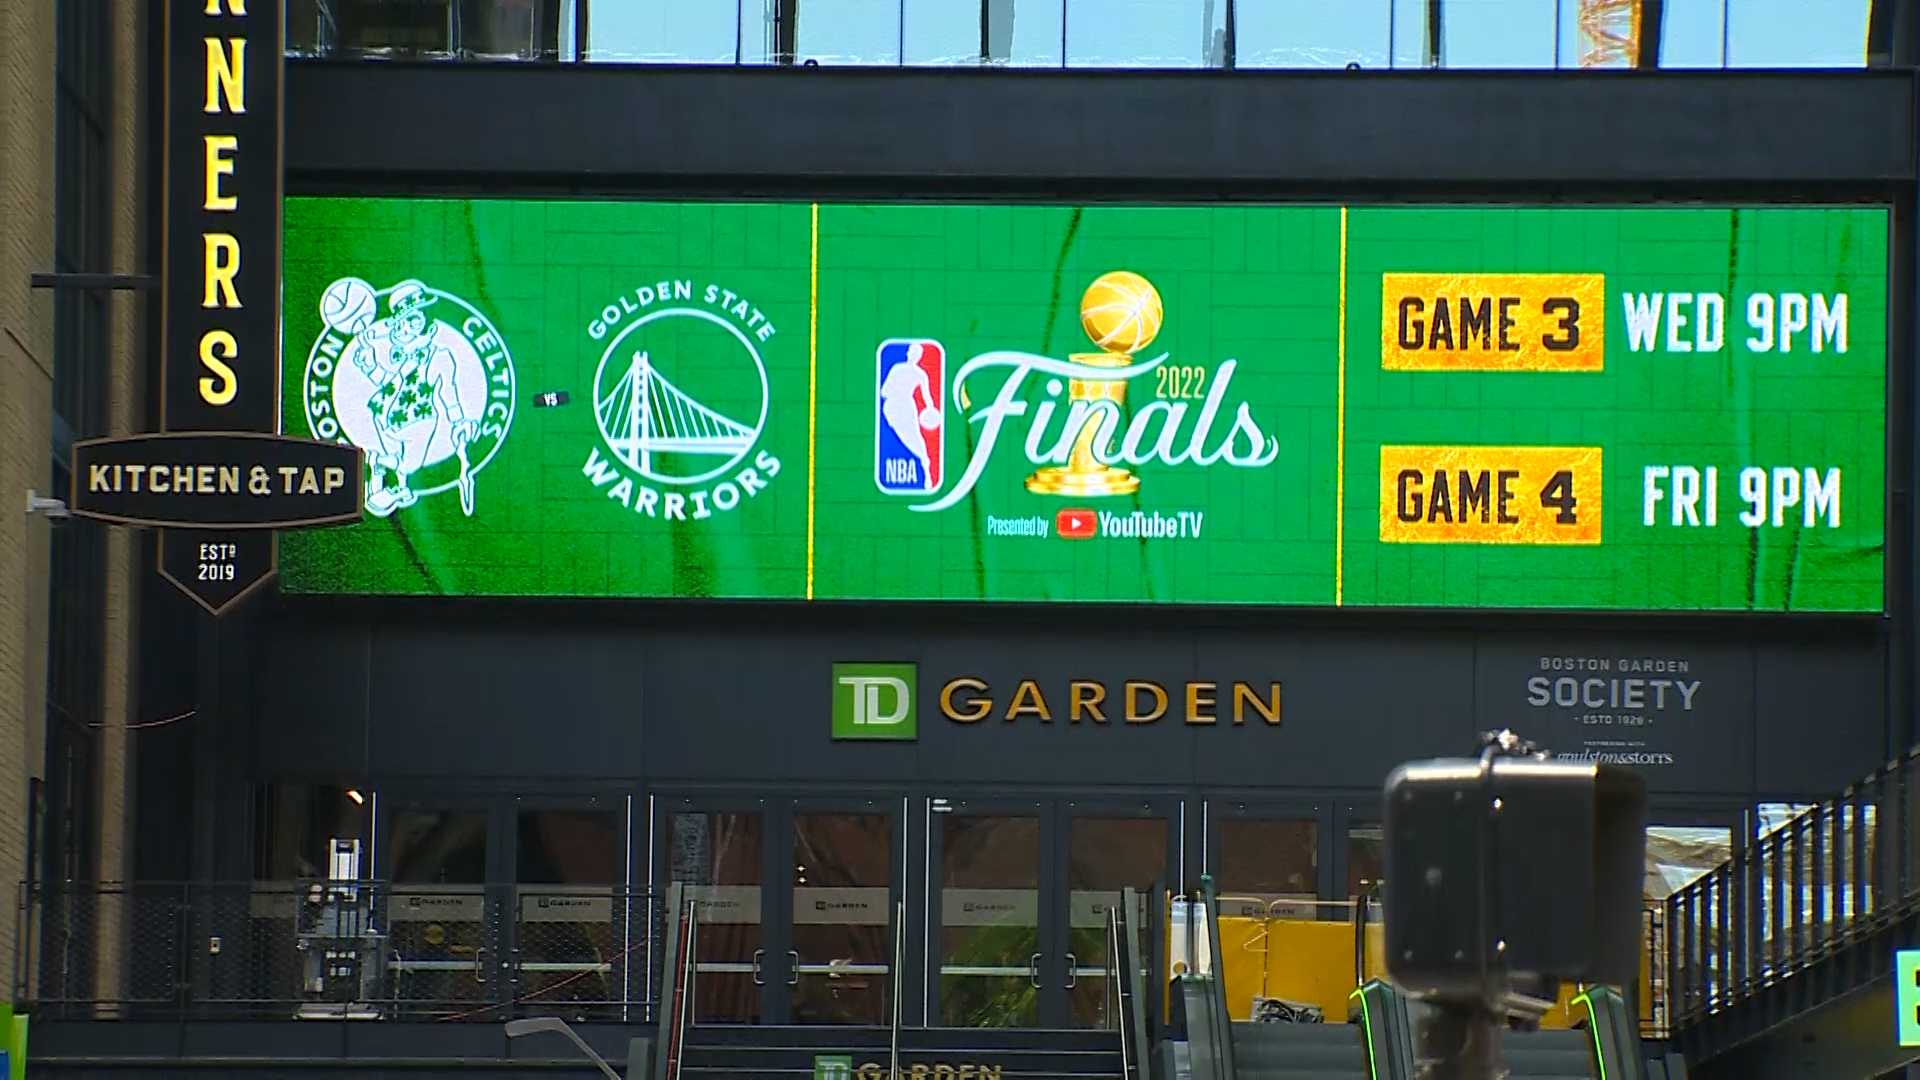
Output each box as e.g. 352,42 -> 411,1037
1166,883 -> 1663,1080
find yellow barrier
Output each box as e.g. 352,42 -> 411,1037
1189,896 -> 1656,1032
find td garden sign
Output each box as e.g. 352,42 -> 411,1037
832,663 -> 1282,742
278,196 -> 1887,614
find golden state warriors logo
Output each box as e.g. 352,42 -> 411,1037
580,279 -> 783,521
302,277 -> 515,518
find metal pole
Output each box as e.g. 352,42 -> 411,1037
1415,1005 -> 1507,1080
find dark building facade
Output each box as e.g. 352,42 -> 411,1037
17,2 -> 1920,1077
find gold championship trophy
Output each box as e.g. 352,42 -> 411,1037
1025,270 -> 1164,497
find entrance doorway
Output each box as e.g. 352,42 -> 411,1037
925,796 -> 1174,1029
652,794 -> 905,1026
374,790 -> 633,1019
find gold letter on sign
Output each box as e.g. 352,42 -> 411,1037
204,38 -> 246,113
1232,683 -> 1283,726
203,233 -> 241,307
198,330 -> 238,405
203,135 -> 237,210
1124,681 -> 1167,724
204,0 -> 248,15
940,679 -> 991,724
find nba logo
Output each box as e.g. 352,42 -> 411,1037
875,338 -> 944,494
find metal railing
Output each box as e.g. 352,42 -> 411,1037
1667,747 -> 1915,1029
16,880 -> 666,1023
888,899 -> 904,1080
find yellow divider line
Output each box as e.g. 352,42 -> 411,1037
1336,206 -> 1349,606
807,202 -> 820,600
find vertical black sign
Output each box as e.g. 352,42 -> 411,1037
160,0 -> 283,613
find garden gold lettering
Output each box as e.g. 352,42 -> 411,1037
941,678 -> 1280,729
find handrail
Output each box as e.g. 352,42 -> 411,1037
1107,904 -> 1129,1068
666,896 -> 699,1080
1121,886 -> 1149,1080
1666,743 -> 1920,1031
888,899 -> 903,1080
1200,878 -> 1238,1079
654,883 -> 686,1080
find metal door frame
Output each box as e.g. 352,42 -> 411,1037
373,789 -> 508,1014
1201,796 -> 1338,905
1056,795 -> 1181,1030
649,791 -> 908,1024
506,790 -> 635,1020
649,791 -> 783,1024
925,793 -> 1180,1029
784,793 -> 909,1025
924,794 -> 1056,1028
1333,799 -> 1387,908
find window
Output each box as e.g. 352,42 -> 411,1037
1438,0 -> 1560,68
796,0 -> 901,64
587,1 -> 772,63
1726,0 -> 1869,67
254,784 -> 372,880
1237,1 -> 1397,69
1065,0 -> 1222,67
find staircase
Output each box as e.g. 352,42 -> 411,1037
676,1024 -> 1127,1078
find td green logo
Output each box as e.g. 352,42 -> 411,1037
832,663 -> 916,740
813,1054 -> 854,1080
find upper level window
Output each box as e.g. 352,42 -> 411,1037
586,2 -> 772,63
1237,1 -> 1403,70
288,0 -> 1883,68
1065,0 -> 1223,68
797,0 -> 902,64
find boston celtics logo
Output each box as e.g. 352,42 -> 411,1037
303,277 -> 515,518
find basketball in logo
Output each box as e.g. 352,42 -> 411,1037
1079,270 -> 1164,355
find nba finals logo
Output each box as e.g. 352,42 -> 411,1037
302,277 -> 516,518
580,279 -> 783,521
884,270 -> 1280,513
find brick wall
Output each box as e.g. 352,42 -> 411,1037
0,0 -> 58,996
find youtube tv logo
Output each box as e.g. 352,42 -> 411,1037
1056,508 -> 1098,540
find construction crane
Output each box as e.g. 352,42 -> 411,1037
1577,0 -> 1642,67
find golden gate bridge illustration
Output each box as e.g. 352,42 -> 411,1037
595,351 -> 756,474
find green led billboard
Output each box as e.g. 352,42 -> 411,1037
280,198 -> 1887,611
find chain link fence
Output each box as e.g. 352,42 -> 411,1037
16,882 -> 666,1022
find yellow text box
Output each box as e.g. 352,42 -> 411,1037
1380,445 -> 1603,545
1381,273 -> 1605,371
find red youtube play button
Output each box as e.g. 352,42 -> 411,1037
1056,508 -> 1098,539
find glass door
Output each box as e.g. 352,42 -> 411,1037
927,796 -> 1177,1029
928,797 -> 1048,1027
510,794 -> 629,1021
1206,799 -> 1332,918
786,797 -> 901,1024
657,796 -> 773,1023
1060,799 -> 1176,1029
378,794 -> 500,1018
1335,801 -> 1385,906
